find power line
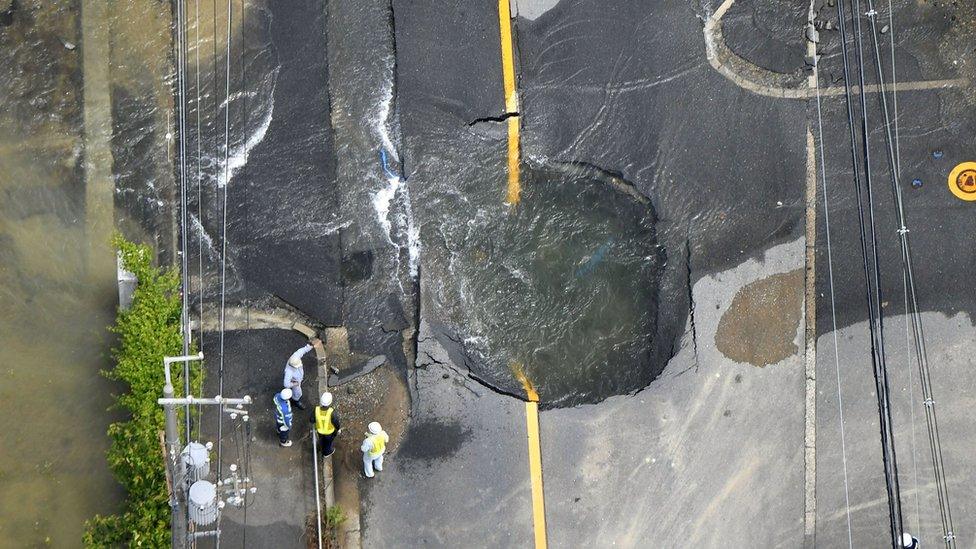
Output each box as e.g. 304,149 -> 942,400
215,0 -> 234,546
835,0 -> 904,544
881,1 -> 922,535
176,0 -> 192,440
862,1 -> 956,543
811,45 -> 855,549
237,0 -> 250,545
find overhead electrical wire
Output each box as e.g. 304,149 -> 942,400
884,0 -> 924,532
194,0 -> 206,444
174,0 -> 258,546
862,0 -> 956,544
174,0 -> 197,545
235,0 -> 252,545
835,0 -> 904,544
811,33 -> 855,549
176,0 -> 192,442
807,6 -> 858,547
216,0 -> 233,510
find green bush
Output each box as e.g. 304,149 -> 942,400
84,236 -> 198,547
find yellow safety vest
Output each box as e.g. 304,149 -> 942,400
367,432 -> 387,457
314,406 -> 335,435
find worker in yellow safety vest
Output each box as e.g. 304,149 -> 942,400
361,421 -> 389,478
310,392 -> 340,457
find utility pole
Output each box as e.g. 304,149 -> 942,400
160,353 -> 255,549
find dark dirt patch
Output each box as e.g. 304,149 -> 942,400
715,269 -> 804,367
396,419 -> 471,462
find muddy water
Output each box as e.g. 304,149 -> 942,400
0,0 -> 176,544
0,2 -> 120,545
430,164 -> 663,407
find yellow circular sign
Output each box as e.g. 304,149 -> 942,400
948,162 -> 976,201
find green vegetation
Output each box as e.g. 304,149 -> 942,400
305,505 -> 347,549
84,236 -> 197,548
325,505 -> 347,530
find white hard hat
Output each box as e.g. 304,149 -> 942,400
280,388 -> 293,400
288,356 -> 302,368
320,392 -> 333,407
368,421 -> 383,435
902,533 -> 914,547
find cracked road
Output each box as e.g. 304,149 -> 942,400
361,0 -> 976,547
167,0 -> 976,545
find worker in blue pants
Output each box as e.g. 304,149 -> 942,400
274,388 -> 294,447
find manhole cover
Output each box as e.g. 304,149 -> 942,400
948,162 -> 976,201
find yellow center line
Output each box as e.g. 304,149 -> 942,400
498,0 -> 541,541
498,0 -> 521,205
513,364 -> 548,548
506,116 -> 521,204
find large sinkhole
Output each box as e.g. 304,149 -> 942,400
433,164 -> 664,408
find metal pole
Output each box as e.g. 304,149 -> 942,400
163,383 -> 180,502
161,353 -> 202,549
162,383 -> 186,548
312,427 -> 323,549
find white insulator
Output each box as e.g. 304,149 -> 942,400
181,442 -> 210,483
188,480 -> 218,526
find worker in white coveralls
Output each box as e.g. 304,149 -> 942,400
282,338 -> 318,410
361,421 -> 389,478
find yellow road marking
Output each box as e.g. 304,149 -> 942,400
497,0 -> 518,113
524,401 -> 547,548
513,364 -> 547,548
507,116 -> 521,204
498,0 -> 521,204
498,0 -> 539,538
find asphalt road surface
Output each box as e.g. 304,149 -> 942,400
168,0 -> 976,546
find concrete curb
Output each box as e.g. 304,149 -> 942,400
701,0 -> 968,99
322,328 -> 362,549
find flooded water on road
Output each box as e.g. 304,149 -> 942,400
431,164 -> 663,408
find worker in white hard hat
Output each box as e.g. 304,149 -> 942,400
310,391 -> 341,457
361,421 -> 389,478
273,388 -> 294,447
282,338 -> 319,410
902,533 -> 919,548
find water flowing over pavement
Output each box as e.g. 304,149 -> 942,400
364,0 -> 976,547
396,0 -> 807,408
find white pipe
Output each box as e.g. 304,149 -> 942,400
163,352 -> 204,387
163,352 -> 204,365
312,427 -> 323,549
158,396 -> 252,406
